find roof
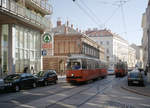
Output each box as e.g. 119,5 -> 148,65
86,29 -> 128,43
86,29 -> 113,37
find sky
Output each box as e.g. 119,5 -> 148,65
49,0 -> 148,45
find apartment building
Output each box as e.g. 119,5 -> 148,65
0,0 -> 52,77
86,29 -> 129,70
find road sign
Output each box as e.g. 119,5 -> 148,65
42,50 -> 47,56
43,33 -> 52,43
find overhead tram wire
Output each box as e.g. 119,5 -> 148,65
73,0 -> 104,28
120,1 -> 127,38
80,0 -> 104,28
103,0 -> 131,28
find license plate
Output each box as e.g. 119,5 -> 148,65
133,81 -> 139,84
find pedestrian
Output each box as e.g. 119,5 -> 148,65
31,66 -> 34,74
23,67 -> 28,73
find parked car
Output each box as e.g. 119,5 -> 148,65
108,69 -> 114,75
4,73 -> 38,92
36,70 -> 58,86
0,79 -> 5,91
128,70 -> 145,86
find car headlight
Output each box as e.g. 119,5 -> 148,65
39,79 -> 44,81
5,83 -> 12,86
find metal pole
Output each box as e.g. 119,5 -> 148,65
148,29 -> 150,82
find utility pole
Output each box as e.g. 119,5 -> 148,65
147,30 -> 150,82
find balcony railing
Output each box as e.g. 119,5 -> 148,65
0,0 -> 51,29
31,0 -> 52,14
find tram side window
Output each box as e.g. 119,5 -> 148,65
67,62 -> 71,70
82,60 -> 87,69
96,62 -> 99,69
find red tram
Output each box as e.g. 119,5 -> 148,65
66,55 -> 108,83
114,61 -> 128,77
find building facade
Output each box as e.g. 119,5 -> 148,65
86,29 -> 129,70
128,46 -> 136,69
142,12 -> 148,70
43,20 -> 105,75
130,44 -> 143,68
0,0 -> 52,77
142,0 -> 150,82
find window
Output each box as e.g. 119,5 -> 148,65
82,60 -> 87,69
107,41 -> 109,45
106,48 -> 109,54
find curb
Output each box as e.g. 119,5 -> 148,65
121,86 -> 150,97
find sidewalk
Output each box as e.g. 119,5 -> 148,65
121,77 -> 150,97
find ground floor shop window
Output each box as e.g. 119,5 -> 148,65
12,24 -> 41,73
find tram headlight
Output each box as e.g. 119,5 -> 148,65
71,74 -> 74,77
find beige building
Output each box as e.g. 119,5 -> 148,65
0,0 -> 52,77
86,29 -> 129,70
130,44 -> 143,68
128,46 -> 136,69
142,13 -> 148,70
142,0 -> 150,82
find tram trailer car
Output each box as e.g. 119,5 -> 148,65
66,56 -> 108,83
115,61 -> 128,77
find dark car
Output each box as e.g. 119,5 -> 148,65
128,70 -> 145,86
0,79 -> 5,92
36,70 -> 58,86
4,73 -> 38,92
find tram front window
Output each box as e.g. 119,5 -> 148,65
67,62 -> 81,70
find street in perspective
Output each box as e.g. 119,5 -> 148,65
0,0 -> 150,108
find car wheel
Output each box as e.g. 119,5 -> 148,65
140,82 -> 144,87
33,82 -> 37,88
54,80 -> 58,84
15,85 -> 20,92
44,81 -> 48,86
128,82 -> 131,86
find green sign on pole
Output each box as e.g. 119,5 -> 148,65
43,33 -> 52,43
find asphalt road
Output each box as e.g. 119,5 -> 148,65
0,76 -> 149,108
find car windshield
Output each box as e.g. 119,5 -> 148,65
129,72 -> 142,78
5,74 -> 20,81
36,71 -> 46,77
67,60 -> 81,70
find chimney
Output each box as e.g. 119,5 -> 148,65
71,24 -> 73,28
57,18 -> 61,27
64,26 -> 68,34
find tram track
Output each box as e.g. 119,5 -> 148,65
45,76 -> 117,108
0,76 -> 117,108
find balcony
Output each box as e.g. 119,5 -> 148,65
0,0 -> 51,30
25,0 -> 52,15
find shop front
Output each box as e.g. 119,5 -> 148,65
0,24 -> 42,77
